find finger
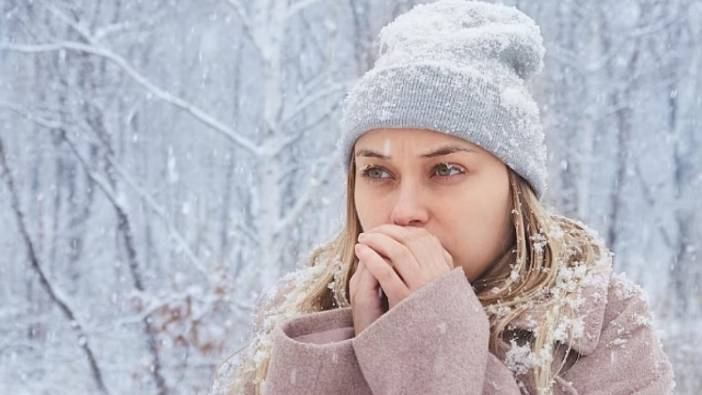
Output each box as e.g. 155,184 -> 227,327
357,258 -> 380,287
350,259 -> 368,289
365,224 -> 430,263
350,262 -> 364,305
358,232 -> 418,287
351,259 -> 380,307
365,225 -> 447,276
355,243 -> 408,305
364,223 -> 420,245
350,259 -> 362,285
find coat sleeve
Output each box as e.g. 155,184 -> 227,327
263,308 -> 373,395
554,274 -> 675,395
350,267 -> 521,395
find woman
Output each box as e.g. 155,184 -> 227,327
212,1 -> 674,394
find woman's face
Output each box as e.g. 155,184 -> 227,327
353,128 -> 514,281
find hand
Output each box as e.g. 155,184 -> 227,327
354,225 -> 454,312
349,258 -> 388,336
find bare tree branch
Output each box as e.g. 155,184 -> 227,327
280,81 -> 351,127
0,102 -> 211,281
274,148 -> 341,236
286,0 -> 325,19
224,0 -> 266,56
0,41 -> 261,155
0,137 -> 110,395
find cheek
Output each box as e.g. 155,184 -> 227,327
354,186 -> 382,229
450,214 -> 509,280
447,181 -> 512,277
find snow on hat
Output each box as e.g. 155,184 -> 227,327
337,0 -> 548,198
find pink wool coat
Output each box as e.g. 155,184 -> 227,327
247,262 -> 674,394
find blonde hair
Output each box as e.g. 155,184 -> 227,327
213,157 -> 610,395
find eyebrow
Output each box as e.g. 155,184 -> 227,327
354,144 -> 474,160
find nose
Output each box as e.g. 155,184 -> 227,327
389,180 -> 429,226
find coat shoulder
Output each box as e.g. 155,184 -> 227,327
601,271 -> 657,337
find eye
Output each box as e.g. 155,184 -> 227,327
360,165 -> 392,182
432,162 -> 465,179
360,163 -> 465,183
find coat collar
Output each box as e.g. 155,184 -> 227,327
507,247 -> 614,356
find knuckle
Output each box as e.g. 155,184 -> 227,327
400,246 -> 414,263
377,266 -> 394,281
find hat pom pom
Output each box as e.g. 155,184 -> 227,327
495,22 -> 546,80
374,1 -> 546,81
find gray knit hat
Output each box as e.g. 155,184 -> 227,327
337,0 -> 548,198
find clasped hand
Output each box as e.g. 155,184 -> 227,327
350,224 -> 454,335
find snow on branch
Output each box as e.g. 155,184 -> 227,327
274,147 -> 341,236
107,156 -> 212,281
0,41 -> 260,155
0,103 -> 212,284
281,80 -> 352,127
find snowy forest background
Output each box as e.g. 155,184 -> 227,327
1,0 -> 700,393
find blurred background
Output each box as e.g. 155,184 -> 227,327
1,0 -> 700,393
